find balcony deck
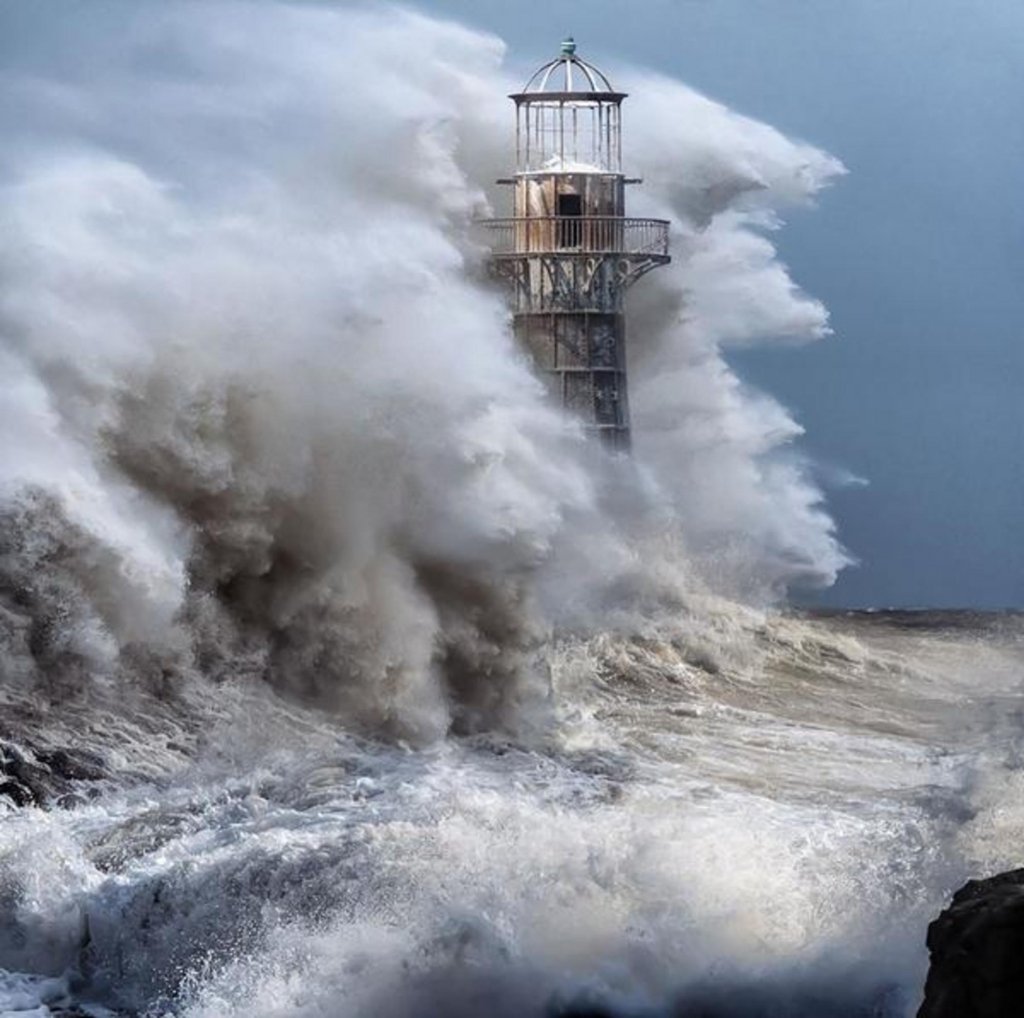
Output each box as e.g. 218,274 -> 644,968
480,216 -> 670,261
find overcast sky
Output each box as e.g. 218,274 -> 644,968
424,0 -> 1024,609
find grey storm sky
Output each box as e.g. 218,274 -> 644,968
423,0 -> 1024,609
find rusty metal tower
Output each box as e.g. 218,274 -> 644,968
482,38 -> 670,451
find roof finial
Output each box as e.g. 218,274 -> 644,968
560,36 -> 576,57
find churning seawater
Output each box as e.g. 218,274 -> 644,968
3,608 -> 1023,1017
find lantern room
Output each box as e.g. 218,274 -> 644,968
511,37 -> 625,175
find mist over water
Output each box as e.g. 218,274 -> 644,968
2,4 -> 1019,1017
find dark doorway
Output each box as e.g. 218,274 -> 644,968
557,192 -> 582,248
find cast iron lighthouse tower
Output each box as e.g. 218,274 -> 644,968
483,38 -> 670,450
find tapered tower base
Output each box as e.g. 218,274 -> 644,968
514,310 -> 629,449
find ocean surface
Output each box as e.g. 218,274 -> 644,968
3,608 -> 1022,1017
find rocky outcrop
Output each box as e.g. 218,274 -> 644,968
919,869 -> 1024,1017
0,740 -> 107,808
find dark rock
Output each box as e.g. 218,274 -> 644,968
0,740 -> 107,808
0,746 -> 64,803
918,868 -> 1024,1017
0,777 -> 36,807
38,747 -> 108,782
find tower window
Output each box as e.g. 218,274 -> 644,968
557,193 -> 583,248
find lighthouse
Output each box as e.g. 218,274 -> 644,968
483,38 -> 670,451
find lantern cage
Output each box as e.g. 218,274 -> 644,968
510,37 -> 625,174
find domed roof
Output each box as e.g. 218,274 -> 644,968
519,38 -> 619,96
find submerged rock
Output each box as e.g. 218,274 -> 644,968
0,740 -> 108,808
918,869 -> 1024,1017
